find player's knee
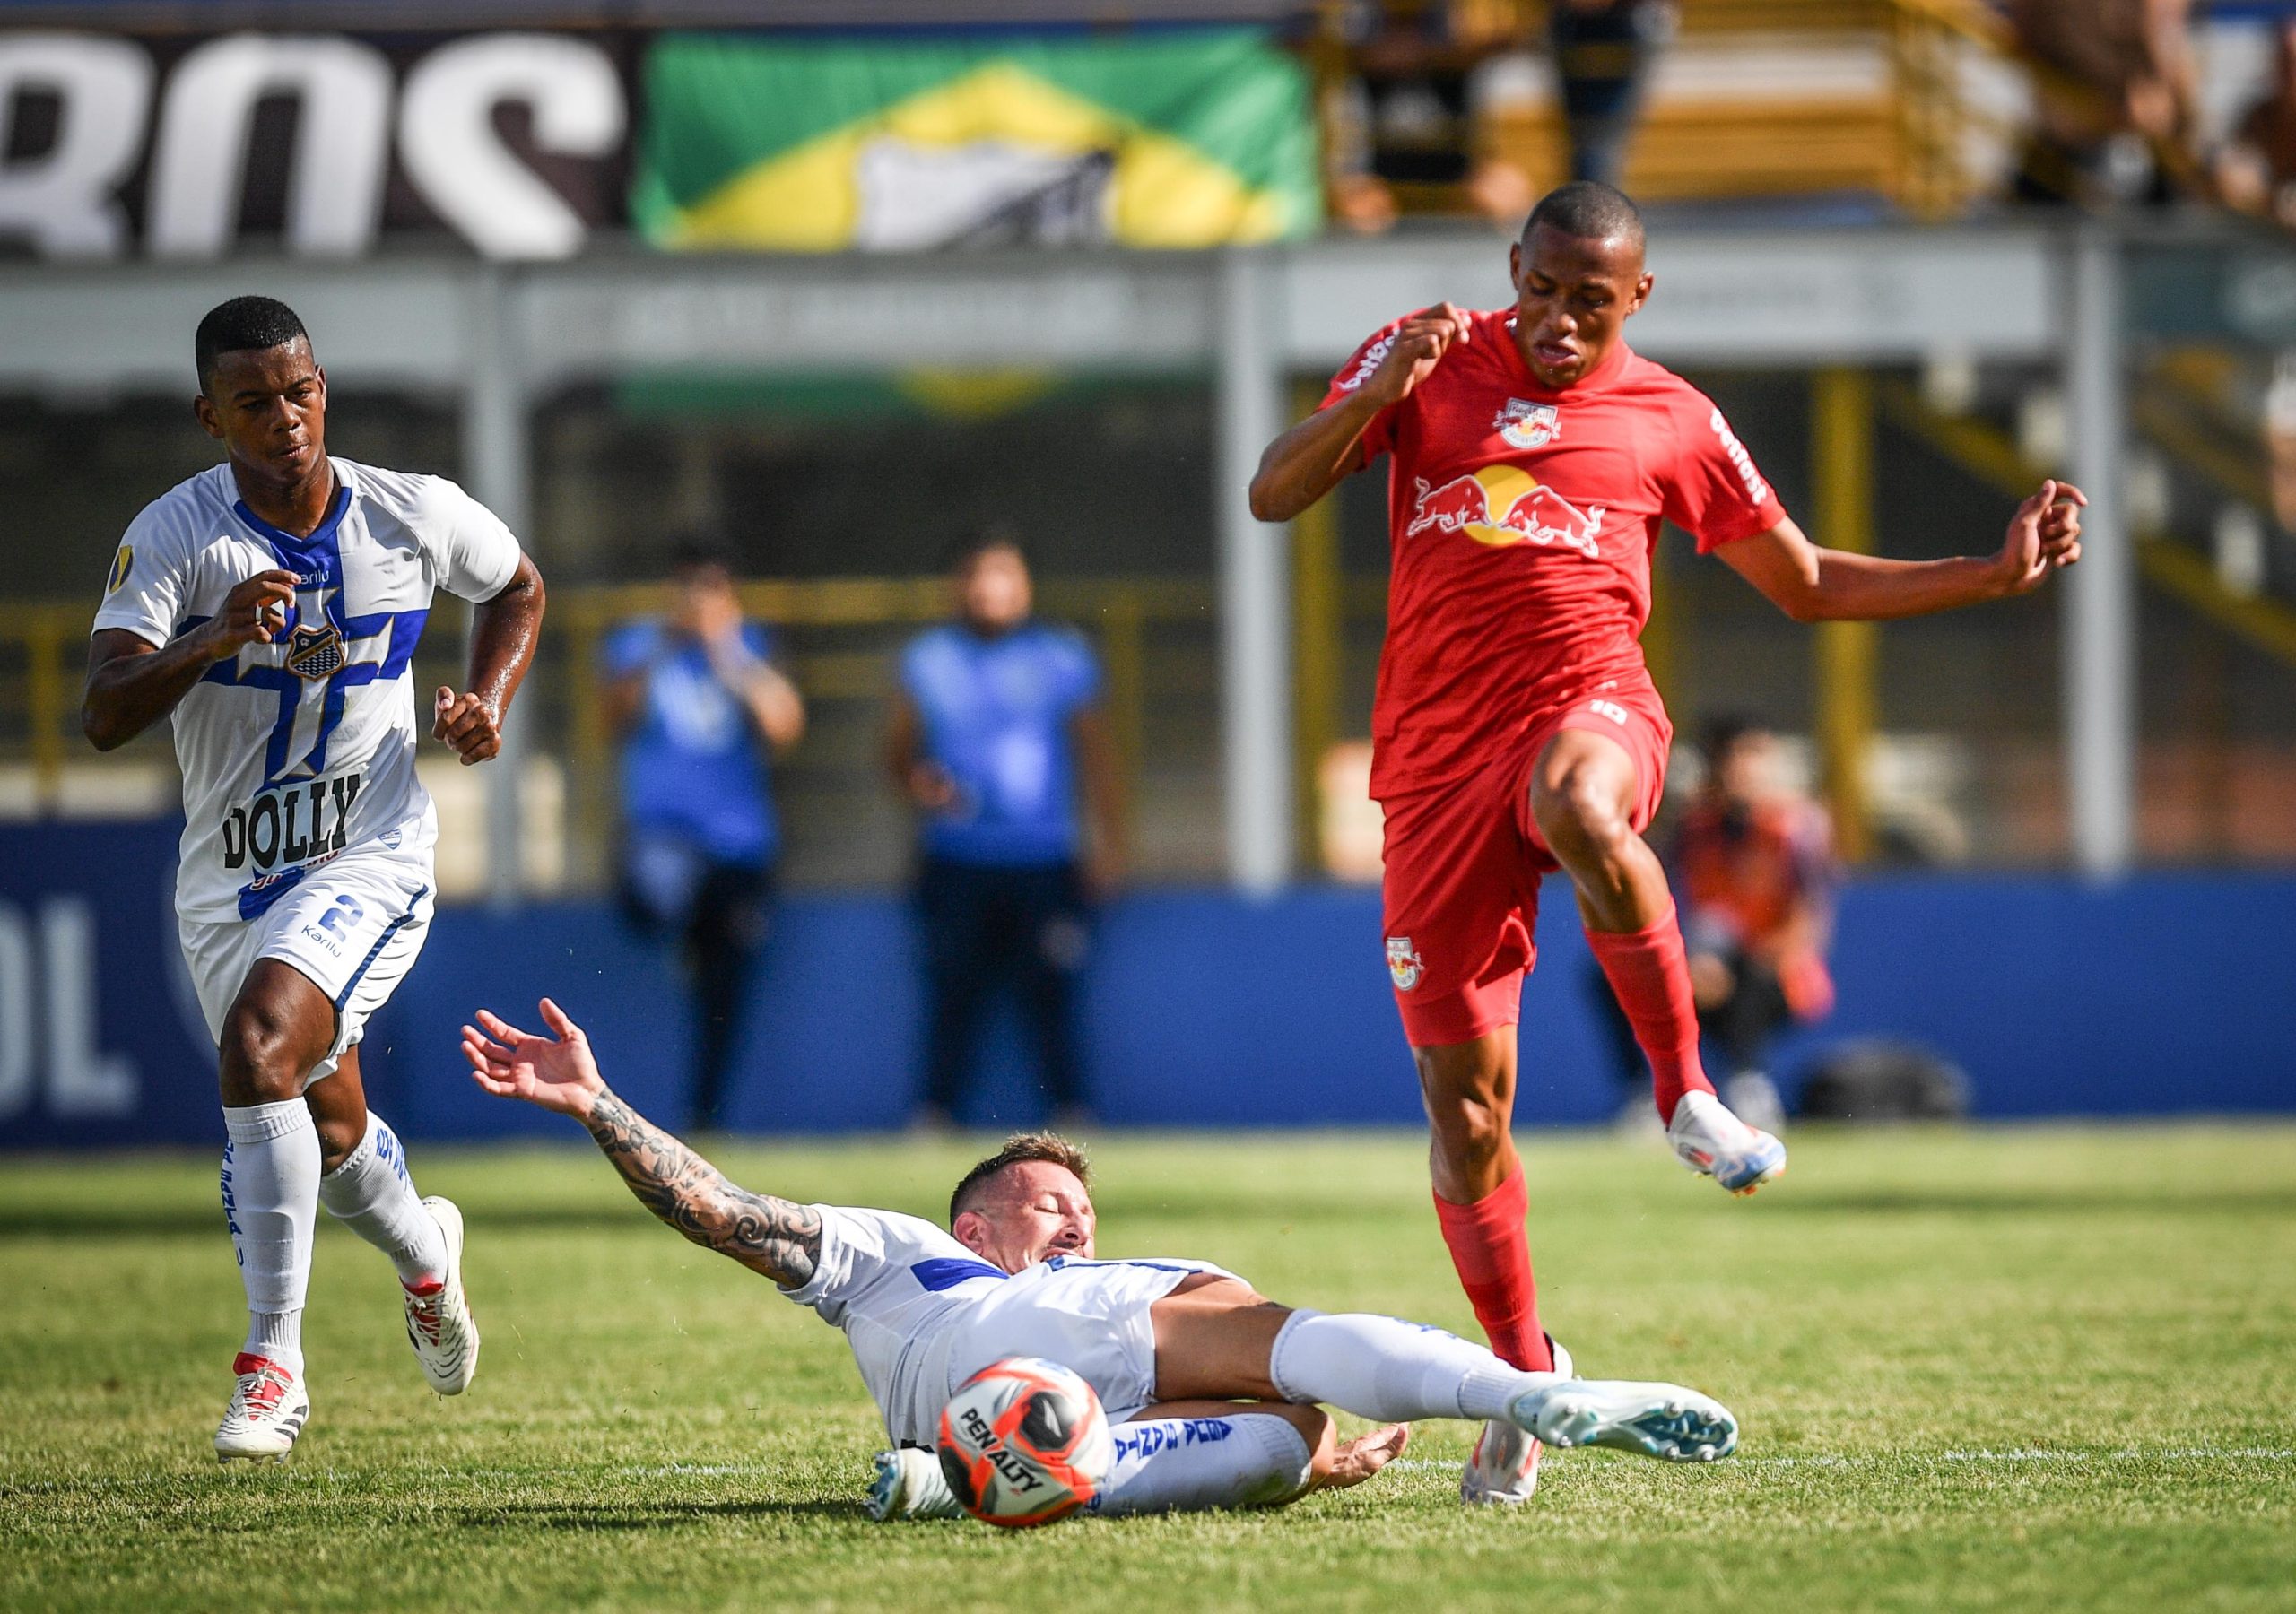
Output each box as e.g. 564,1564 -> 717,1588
1425,1089 -> 1510,1176
1532,768 -> 1630,865
216,1004 -> 309,1103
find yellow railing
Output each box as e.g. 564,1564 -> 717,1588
0,601 -> 83,812
1876,379 -> 2296,672
0,579 -> 1221,848
1315,0 -> 2152,222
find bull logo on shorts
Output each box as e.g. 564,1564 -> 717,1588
1386,936 -> 1423,992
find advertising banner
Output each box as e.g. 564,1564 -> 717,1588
0,818 -> 219,1150
0,24 -> 1317,261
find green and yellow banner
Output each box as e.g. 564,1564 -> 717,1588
633,30 -> 1320,252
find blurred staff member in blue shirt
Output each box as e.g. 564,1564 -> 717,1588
886,532 -> 1126,1128
603,539 -> 804,1131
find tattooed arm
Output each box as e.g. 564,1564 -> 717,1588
578,1089 -> 820,1285
463,997 -> 820,1287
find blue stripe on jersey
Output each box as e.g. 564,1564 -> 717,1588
910,1257 -> 1009,1291
335,886 -> 428,1010
1043,1256 -> 1204,1273
182,482 -> 433,792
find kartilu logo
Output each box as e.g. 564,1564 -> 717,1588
1406,465 -> 1605,557
1387,936 -> 1423,992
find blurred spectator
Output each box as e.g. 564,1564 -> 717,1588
1550,0 -> 1672,188
1324,0 -> 1532,232
2216,22 -> 2296,230
604,539 -> 804,1131
1595,718 -> 1837,1135
2007,0 -> 2198,208
887,533 -> 1124,1129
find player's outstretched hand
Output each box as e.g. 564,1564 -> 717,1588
433,686 -> 504,765
464,998 -> 606,1118
1360,302 -> 1473,409
195,570 -> 299,662
1996,479 -> 2086,594
1317,1422 -> 1410,1492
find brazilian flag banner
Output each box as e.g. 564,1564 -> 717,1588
633,30 -> 1320,252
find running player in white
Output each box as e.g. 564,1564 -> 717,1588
83,296 -> 546,1461
465,996 -> 1743,1517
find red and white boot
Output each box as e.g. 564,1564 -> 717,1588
1460,1338 -> 1573,1505
214,1353 -> 309,1462
402,1196 -> 479,1395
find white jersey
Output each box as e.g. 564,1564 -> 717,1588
780,1205 -> 1236,1447
781,1207 -> 1013,1448
91,458 -> 521,924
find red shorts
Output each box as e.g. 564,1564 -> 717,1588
1379,683 -> 1673,1047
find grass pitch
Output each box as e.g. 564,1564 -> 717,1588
4,1123 -> 2293,1612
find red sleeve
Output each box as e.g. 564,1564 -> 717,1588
1662,388 -> 1788,553
1318,317 -> 1410,462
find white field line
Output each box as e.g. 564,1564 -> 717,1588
1388,1447 -> 2296,1476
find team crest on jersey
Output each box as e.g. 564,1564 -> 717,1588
285,621 -> 346,680
1495,399 -> 1561,449
106,545 -> 134,594
1386,936 -> 1423,992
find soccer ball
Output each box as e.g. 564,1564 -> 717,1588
935,1356 -> 1113,1527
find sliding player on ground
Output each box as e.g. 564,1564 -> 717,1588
83,297 -> 546,1460
1247,182 -> 2085,1504
465,996 -> 1741,1519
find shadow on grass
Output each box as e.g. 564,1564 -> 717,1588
458,1498 -> 863,1531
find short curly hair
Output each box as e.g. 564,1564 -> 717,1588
949,1132 -> 1092,1223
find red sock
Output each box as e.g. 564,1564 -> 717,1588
1431,1166 -> 1552,1372
1587,901 -> 1713,1125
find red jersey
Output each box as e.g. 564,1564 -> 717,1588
1323,308 -> 1787,800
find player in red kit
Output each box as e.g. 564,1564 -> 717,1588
1249,183 -> 2085,1506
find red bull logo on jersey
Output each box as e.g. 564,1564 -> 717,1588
1494,398 -> 1561,449
1405,464 -> 1605,557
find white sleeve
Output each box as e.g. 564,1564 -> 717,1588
91,500 -> 190,650
419,476 -> 523,603
778,1205 -> 887,1312
777,1206 -> 956,1313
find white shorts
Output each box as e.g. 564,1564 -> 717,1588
940,1255 -> 1247,1424
178,839 -> 435,1089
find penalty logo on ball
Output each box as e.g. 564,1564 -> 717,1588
935,1357 -> 1112,1528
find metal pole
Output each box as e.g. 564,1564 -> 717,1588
1813,367 -> 1876,863
464,266 -> 533,911
2065,228 -> 2135,879
1213,249 -> 1293,894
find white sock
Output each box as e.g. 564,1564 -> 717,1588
244,1308 -> 304,1375
318,1111 -> 446,1286
222,1100 -> 320,1375
1088,1413 -> 1315,1516
1268,1310 -> 1543,1425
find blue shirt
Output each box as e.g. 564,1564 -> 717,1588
900,620 -> 1101,868
603,619 -> 780,864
